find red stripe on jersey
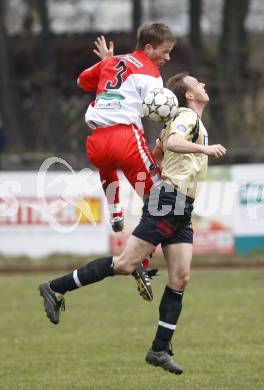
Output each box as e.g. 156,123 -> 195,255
135,127 -> 157,169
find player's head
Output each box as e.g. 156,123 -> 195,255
136,23 -> 176,68
167,72 -> 209,107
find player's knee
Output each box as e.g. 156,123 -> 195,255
114,255 -> 137,274
178,272 -> 190,290
171,271 -> 190,290
120,261 -> 135,274
123,257 -> 141,274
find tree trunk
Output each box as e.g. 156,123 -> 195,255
219,0 -> 250,92
33,0 -> 62,151
0,0 -> 24,152
132,0 -> 142,38
189,0 -> 203,52
209,0 -> 251,144
188,0 -> 204,73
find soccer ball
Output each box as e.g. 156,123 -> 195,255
143,87 -> 178,123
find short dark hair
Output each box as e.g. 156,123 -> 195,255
166,72 -> 189,107
136,23 -> 176,50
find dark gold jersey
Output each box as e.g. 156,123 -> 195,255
160,107 -> 208,199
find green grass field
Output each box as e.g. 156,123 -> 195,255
0,268 -> 263,390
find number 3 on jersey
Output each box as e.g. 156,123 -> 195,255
106,60 -> 127,90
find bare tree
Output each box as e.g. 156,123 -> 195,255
219,0 -> 250,93
33,0 -> 62,151
22,0 -> 35,32
188,0 -> 203,67
132,0 -> 142,38
0,0 -> 24,152
210,0 -> 251,145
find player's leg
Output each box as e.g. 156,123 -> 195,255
102,125 -> 160,297
99,169 -> 155,300
99,163 -> 157,301
119,126 -> 160,199
86,130 -> 123,232
152,242 -> 193,350
114,235 -> 155,274
119,126 -> 160,268
163,243 -> 193,291
115,235 -> 156,301
146,242 -> 193,374
87,125 -> 158,299
39,235 -> 155,325
99,169 -> 124,232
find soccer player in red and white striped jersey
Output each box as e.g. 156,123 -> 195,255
78,23 -> 175,231
77,23 -> 175,300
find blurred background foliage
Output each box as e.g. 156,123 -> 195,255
0,0 -> 263,170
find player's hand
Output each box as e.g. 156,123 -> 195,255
93,35 -> 114,59
203,144 -> 226,158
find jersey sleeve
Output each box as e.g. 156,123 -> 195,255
169,110 -> 198,142
78,62 -> 101,92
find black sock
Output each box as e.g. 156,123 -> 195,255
152,286 -> 184,352
49,256 -> 115,294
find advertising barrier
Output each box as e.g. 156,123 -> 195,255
231,164 -> 264,254
0,163 -> 263,257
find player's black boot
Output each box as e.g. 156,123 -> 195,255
132,265 -> 153,301
145,348 -> 183,375
39,282 -> 65,325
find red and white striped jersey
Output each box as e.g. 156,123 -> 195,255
78,50 -> 163,130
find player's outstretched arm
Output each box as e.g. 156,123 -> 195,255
167,133 -> 226,158
77,36 -> 114,90
202,144 -> 227,158
93,35 -> 114,59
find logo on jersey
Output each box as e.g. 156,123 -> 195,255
175,124 -> 187,134
95,92 -> 125,110
204,135 -> 208,145
96,92 -> 125,101
123,55 -> 143,68
95,100 -> 121,110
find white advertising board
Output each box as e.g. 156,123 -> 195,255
230,164 -> 264,235
0,166 -> 110,257
230,164 -> 264,253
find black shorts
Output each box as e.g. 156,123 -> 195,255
132,182 -> 194,246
